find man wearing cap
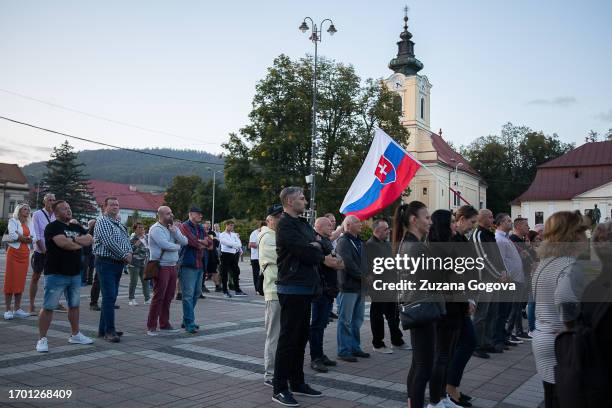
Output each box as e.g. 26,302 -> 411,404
178,206 -> 210,333
259,204 -> 283,386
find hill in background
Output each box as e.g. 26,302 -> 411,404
22,148 -> 224,190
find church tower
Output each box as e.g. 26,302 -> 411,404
384,7 -> 434,161
384,8 -> 487,210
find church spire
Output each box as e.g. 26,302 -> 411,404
389,6 -> 424,76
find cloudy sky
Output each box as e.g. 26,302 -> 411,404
1,0 -> 611,166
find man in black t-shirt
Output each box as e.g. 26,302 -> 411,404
36,200 -> 94,353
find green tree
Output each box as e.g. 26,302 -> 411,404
163,175 -> 202,221
223,54 -> 409,219
40,140 -> 96,220
462,123 -> 573,214
192,180 -> 231,223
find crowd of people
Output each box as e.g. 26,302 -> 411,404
2,187 -> 611,408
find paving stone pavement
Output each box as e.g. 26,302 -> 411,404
0,252 -> 544,407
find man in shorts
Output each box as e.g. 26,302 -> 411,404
36,200 -> 94,352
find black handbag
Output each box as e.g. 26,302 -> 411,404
396,236 -> 446,330
399,296 -> 446,330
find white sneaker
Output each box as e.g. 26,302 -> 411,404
68,332 -> 94,345
373,346 -> 394,354
14,309 -> 29,318
393,343 -> 412,351
128,299 -> 138,306
426,401 -> 445,408
144,300 -> 151,305
36,337 -> 49,352
442,396 -> 462,408
3,310 -> 14,320
146,330 -> 159,336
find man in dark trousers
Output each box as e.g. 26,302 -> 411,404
365,219 -> 409,354
471,209 -> 507,358
272,186 -> 340,407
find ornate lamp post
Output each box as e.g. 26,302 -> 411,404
299,17 -> 337,224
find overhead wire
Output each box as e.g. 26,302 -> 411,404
0,115 -> 224,167
0,88 -> 221,146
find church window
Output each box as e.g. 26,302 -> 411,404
420,97 -> 424,119
422,187 -> 428,195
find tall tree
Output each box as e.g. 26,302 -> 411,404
462,123 -> 573,214
191,180 -> 231,223
163,175 -> 202,221
40,140 -> 96,220
223,54 -> 408,219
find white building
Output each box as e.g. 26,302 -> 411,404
0,163 -> 29,220
383,12 -> 487,210
511,140 -> 612,225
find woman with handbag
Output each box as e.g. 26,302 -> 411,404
393,201 -> 454,408
3,203 -> 36,320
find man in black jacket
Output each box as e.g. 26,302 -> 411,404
471,209 -> 507,357
365,219 -> 409,354
335,215 -> 369,362
272,187 -> 340,407
309,216 -> 344,372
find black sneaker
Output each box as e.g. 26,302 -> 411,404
199,294 -> 206,299
329,312 -> 338,320
460,392 -> 473,402
516,332 -> 533,340
272,391 -> 299,407
509,335 -> 524,344
338,355 -> 358,362
352,350 -> 370,358
223,292 -> 232,298
234,291 -> 247,297
322,355 -> 337,366
90,304 -> 101,311
310,359 -> 328,373
264,379 -> 273,387
472,350 -> 490,359
202,286 -> 210,293
290,384 -> 322,398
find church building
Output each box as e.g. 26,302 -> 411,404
384,11 -> 487,210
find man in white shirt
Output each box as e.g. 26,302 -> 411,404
219,221 -> 245,298
249,222 -> 266,294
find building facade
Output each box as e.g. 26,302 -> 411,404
89,180 -> 164,224
511,140 -> 612,225
0,163 -> 30,220
383,11 -> 486,211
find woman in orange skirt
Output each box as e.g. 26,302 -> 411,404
4,203 -> 35,320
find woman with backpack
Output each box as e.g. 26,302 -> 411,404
531,211 -> 588,408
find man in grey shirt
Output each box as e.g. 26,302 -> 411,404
146,206 -> 187,336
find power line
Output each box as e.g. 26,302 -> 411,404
0,115 -> 224,167
0,88 -> 221,146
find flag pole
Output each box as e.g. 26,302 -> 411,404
398,143 -> 472,207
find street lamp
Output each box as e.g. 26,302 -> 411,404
206,167 -> 223,227
299,16 -> 337,224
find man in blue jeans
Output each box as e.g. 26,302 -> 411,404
178,206 -> 209,333
335,215 -> 368,362
93,197 -> 133,343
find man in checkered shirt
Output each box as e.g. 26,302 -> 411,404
93,196 -> 132,343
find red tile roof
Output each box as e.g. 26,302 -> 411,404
424,133 -> 482,178
88,180 -> 165,212
539,140 -> 612,168
0,163 -> 28,184
515,141 -> 612,202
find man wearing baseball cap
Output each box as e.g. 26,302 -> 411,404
178,206 -> 210,333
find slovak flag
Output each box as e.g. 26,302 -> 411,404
340,127 -> 421,220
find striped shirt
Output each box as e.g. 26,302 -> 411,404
531,256 -> 584,383
93,214 -> 132,261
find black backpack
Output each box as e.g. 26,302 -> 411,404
554,300 -> 611,408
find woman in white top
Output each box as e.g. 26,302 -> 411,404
3,203 -> 36,320
531,211 -> 588,408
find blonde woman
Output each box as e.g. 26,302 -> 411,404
531,211 -> 588,408
3,203 -> 36,320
